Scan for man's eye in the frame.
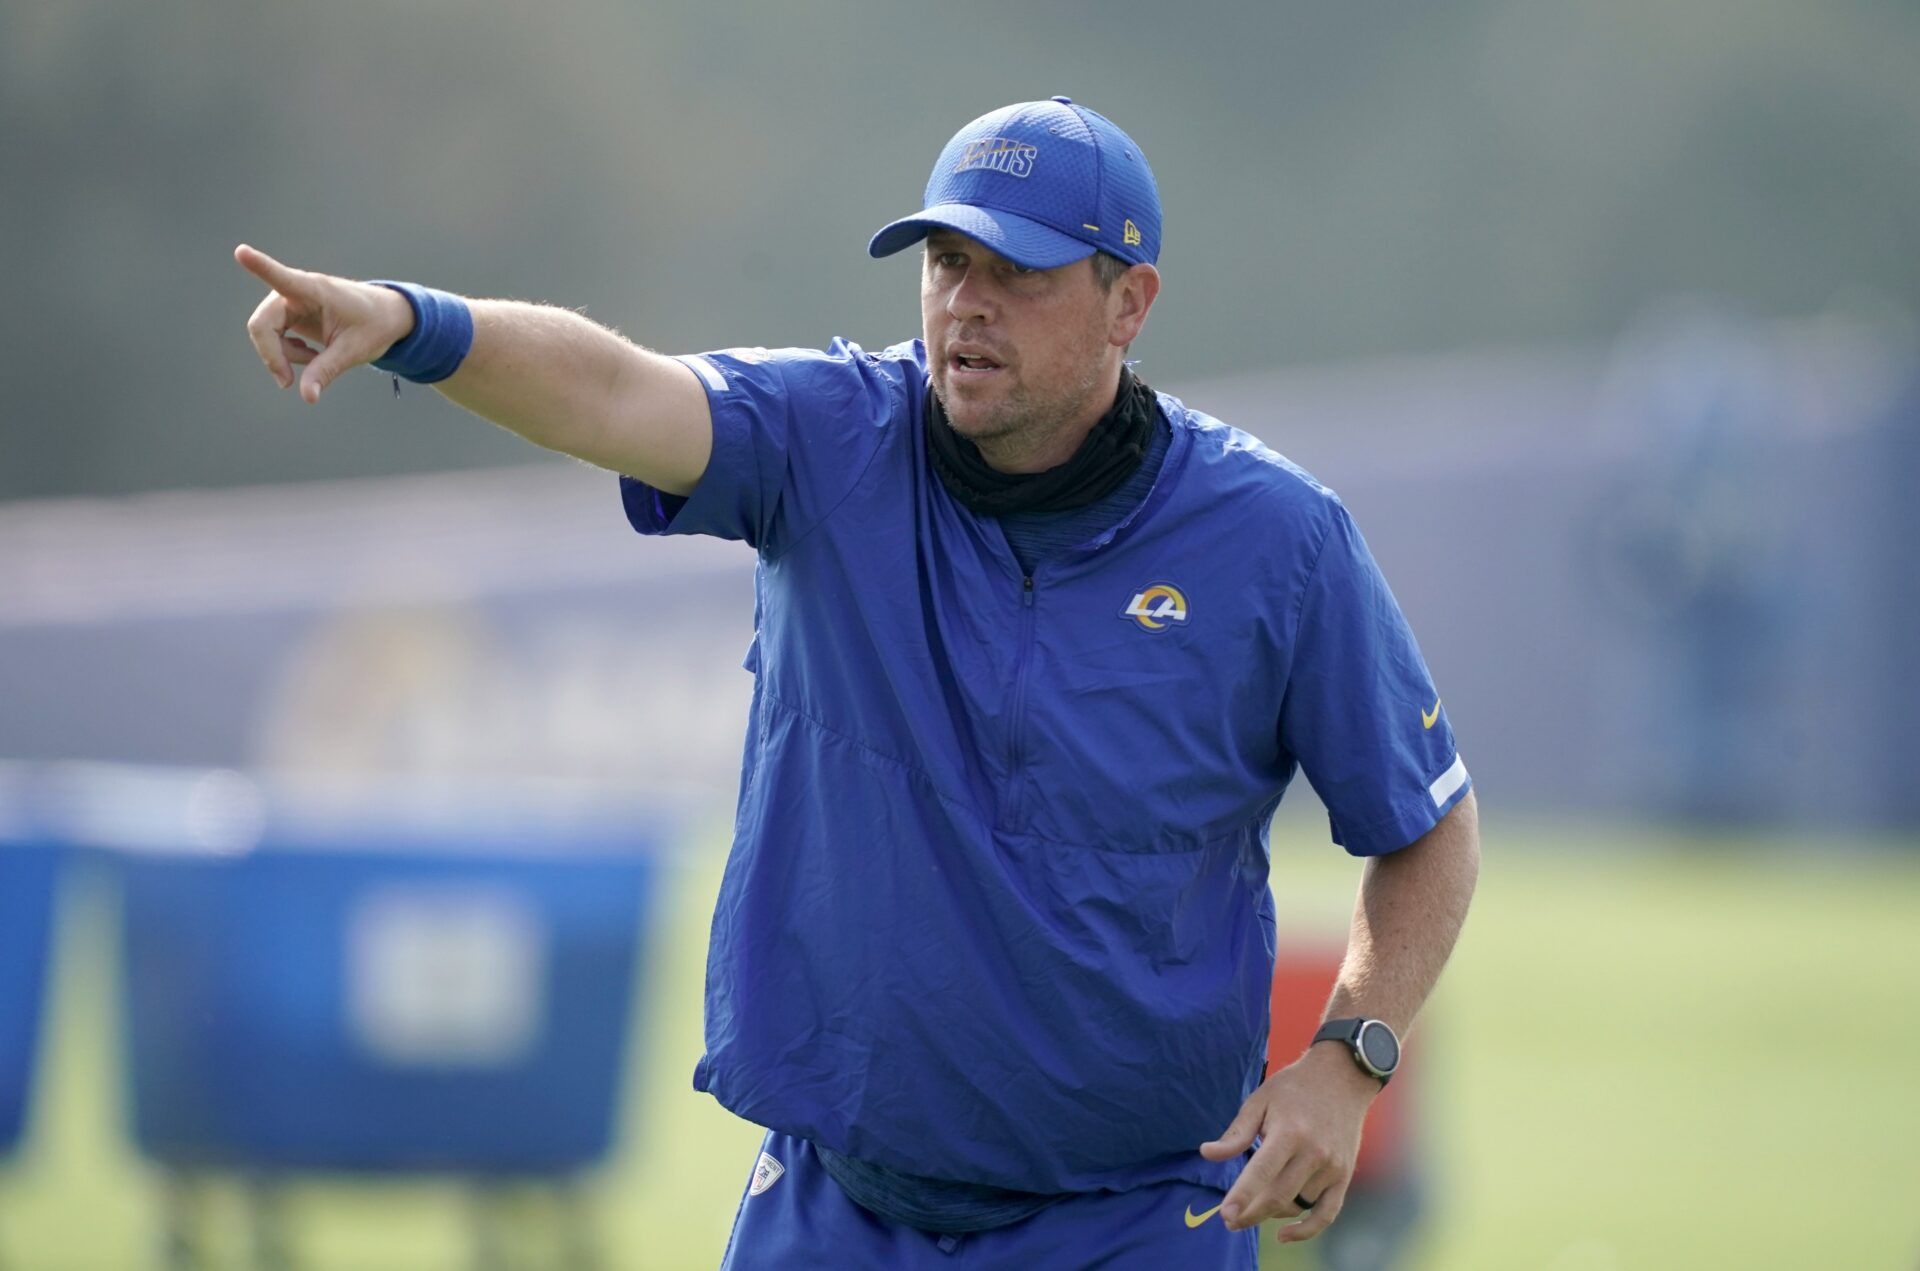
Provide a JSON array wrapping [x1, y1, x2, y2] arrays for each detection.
[[935, 252, 965, 269], [1007, 262, 1036, 276]]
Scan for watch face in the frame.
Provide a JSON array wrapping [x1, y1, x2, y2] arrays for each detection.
[[1358, 1022, 1400, 1074]]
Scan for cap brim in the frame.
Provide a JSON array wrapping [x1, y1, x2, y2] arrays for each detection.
[[867, 202, 1096, 271]]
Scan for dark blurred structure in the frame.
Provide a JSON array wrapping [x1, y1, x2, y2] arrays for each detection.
[[4, 2, 1919, 499], [1199, 315, 1920, 831]]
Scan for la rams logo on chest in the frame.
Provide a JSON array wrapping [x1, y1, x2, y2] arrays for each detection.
[[1122, 582, 1189, 632]]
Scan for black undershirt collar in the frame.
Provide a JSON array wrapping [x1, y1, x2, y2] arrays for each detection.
[[926, 367, 1156, 516]]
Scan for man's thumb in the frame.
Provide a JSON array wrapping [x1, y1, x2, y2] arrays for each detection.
[[1199, 1104, 1261, 1160], [299, 339, 362, 404]]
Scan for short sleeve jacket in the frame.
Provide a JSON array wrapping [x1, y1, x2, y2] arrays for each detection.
[[620, 338, 1470, 1196]]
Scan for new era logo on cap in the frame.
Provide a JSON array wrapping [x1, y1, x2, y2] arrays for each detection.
[[868, 96, 1162, 271]]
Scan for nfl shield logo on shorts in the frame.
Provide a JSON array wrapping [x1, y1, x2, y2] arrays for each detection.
[[749, 1151, 786, 1196]]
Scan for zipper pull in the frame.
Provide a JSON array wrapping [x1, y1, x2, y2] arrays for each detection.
[[1022, 575, 1035, 606]]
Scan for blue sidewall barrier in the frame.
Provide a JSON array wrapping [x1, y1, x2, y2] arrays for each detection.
[[0, 838, 60, 1156], [115, 827, 656, 1176]]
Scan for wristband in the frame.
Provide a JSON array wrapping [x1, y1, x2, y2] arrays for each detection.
[[368, 281, 474, 384]]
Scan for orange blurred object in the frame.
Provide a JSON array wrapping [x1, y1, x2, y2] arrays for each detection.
[[1266, 947, 1416, 1186]]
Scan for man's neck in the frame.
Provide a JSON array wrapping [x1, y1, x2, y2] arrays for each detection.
[[974, 363, 1124, 475]]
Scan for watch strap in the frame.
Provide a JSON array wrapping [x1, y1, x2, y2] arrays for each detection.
[[1312, 1016, 1397, 1085], [1312, 1018, 1365, 1047]]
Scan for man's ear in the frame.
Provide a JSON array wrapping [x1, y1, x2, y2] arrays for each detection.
[[1109, 264, 1161, 348]]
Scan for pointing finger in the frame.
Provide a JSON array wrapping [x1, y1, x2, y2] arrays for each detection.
[[234, 243, 310, 299]]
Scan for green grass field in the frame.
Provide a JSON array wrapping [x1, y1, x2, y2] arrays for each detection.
[[3, 819, 1916, 1269]]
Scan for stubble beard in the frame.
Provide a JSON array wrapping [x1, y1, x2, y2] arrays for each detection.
[[931, 347, 1108, 470]]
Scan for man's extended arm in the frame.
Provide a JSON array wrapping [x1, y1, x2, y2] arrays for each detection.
[[235, 245, 712, 496], [1201, 789, 1480, 1243]]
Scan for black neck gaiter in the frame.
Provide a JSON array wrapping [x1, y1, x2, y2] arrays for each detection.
[[926, 367, 1156, 516]]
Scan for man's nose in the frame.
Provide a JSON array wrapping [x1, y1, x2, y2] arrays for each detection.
[[945, 267, 996, 326]]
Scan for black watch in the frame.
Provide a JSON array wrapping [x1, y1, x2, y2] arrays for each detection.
[[1312, 1017, 1400, 1086]]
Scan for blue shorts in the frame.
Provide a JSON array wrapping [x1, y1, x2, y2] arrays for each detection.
[[717, 1132, 1258, 1270]]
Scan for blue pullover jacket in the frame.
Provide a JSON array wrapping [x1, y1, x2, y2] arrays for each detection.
[[619, 339, 1469, 1198]]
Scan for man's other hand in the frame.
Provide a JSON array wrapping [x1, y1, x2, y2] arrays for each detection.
[[1198, 1041, 1379, 1243], [236, 245, 414, 404]]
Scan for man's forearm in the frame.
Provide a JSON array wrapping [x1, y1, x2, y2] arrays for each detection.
[[236, 247, 719, 494], [1321, 790, 1480, 1042], [1208, 791, 1479, 1231], [430, 299, 713, 496]]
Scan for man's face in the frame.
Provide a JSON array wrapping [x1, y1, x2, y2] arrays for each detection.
[[921, 230, 1118, 447]]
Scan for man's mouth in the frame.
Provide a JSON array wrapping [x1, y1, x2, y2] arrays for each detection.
[[948, 350, 1005, 378]]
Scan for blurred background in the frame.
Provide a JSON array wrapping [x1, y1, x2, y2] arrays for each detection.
[[3, 1, 1918, 1267]]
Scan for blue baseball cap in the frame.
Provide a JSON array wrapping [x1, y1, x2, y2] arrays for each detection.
[[868, 97, 1162, 271]]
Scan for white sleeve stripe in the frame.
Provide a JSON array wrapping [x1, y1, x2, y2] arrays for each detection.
[[679, 354, 727, 393], [1428, 755, 1469, 808]]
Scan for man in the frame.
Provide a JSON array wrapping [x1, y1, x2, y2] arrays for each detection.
[[238, 97, 1479, 1268]]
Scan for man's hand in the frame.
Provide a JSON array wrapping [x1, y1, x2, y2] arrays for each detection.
[[1199, 1041, 1379, 1243], [236, 244, 415, 404]]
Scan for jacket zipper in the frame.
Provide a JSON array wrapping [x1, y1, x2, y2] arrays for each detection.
[[1004, 574, 1037, 829]]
